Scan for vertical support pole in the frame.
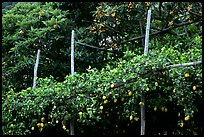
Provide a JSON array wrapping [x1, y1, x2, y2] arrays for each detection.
[[71, 30, 75, 75], [32, 49, 40, 90], [70, 30, 75, 135], [141, 9, 151, 135], [144, 9, 151, 55]]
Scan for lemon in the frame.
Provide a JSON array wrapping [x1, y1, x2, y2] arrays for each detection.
[[139, 102, 144, 106], [41, 117, 45, 122], [62, 125, 66, 129], [102, 95, 106, 100], [180, 122, 184, 128], [111, 84, 114, 88], [154, 106, 157, 111], [31, 127, 35, 130], [164, 108, 168, 112], [100, 106, 103, 110], [184, 73, 190, 77], [53, 105, 56, 109], [184, 115, 190, 121], [193, 86, 196, 90], [134, 117, 139, 121], [173, 88, 176, 93], [56, 120, 59, 124], [129, 115, 133, 121], [114, 98, 117, 103], [128, 91, 132, 96], [170, 11, 174, 15], [40, 123, 44, 127], [155, 82, 158, 86], [146, 87, 150, 92], [79, 112, 83, 115], [104, 99, 108, 104]]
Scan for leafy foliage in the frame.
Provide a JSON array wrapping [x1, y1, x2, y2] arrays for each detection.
[[2, 2, 202, 135], [2, 38, 202, 134]]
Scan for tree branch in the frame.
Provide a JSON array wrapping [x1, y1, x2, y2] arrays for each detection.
[[119, 20, 202, 44], [112, 60, 202, 89], [76, 41, 123, 54]]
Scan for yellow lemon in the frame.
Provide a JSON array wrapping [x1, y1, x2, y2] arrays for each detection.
[[154, 106, 157, 111], [100, 106, 103, 110], [79, 112, 83, 115], [56, 120, 59, 124], [134, 117, 139, 121], [31, 127, 35, 130], [184, 115, 190, 121], [111, 84, 114, 88], [155, 82, 158, 86], [40, 123, 44, 127], [146, 87, 150, 92], [41, 117, 45, 123], [184, 73, 190, 77], [173, 88, 176, 93], [193, 86, 196, 90], [164, 108, 168, 112], [169, 11, 174, 15], [114, 98, 117, 103], [128, 91, 132, 96], [139, 102, 144, 106], [102, 95, 106, 100], [129, 115, 133, 121], [180, 122, 184, 128], [104, 99, 108, 104]]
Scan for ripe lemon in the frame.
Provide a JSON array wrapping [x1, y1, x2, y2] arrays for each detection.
[[134, 117, 139, 121], [184, 115, 190, 121], [154, 106, 157, 111], [139, 102, 144, 106], [155, 82, 158, 86], [41, 117, 45, 123], [114, 98, 117, 103], [56, 120, 59, 124], [102, 95, 106, 100], [104, 99, 108, 104], [184, 73, 190, 77], [129, 115, 133, 121], [146, 87, 150, 92], [100, 106, 103, 110], [173, 88, 176, 93], [31, 127, 35, 130], [111, 84, 114, 88], [193, 86, 196, 90], [180, 122, 184, 128], [79, 112, 83, 115], [128, 91, 132, 96]]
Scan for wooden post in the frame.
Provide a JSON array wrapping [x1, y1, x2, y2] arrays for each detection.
[[32, 49, 40, 90], [70, 30, 75, 135], [141, 9, 151, 135], [71, 30, 75, 75]]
